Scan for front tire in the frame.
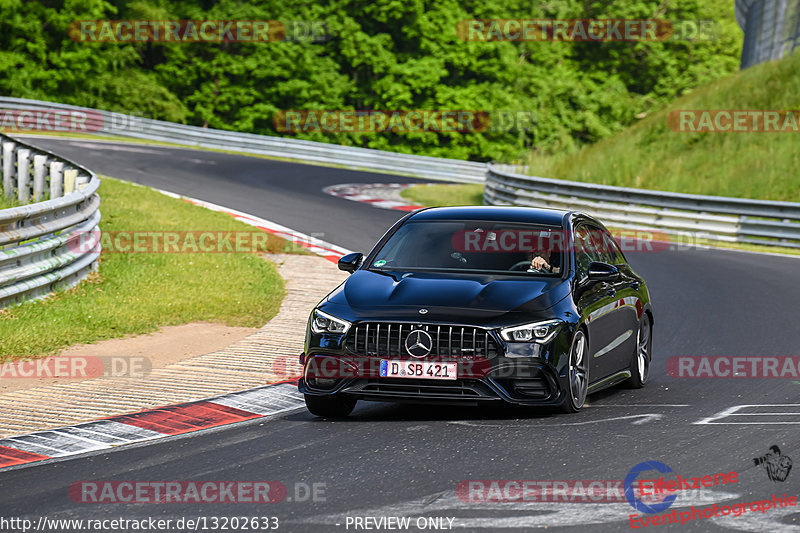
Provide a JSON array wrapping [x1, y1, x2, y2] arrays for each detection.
[[562, 329, 589, 413], [626, 314, 652, 389], [304, 394, 357, 418]]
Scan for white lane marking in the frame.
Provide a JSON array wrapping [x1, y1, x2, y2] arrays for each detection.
[[630, 414, 664, 425], [31, 430, 113, 450], [322, 183, 422, 211], [211, 384, 305, 416], [449, 414, 664, 428], [65, 142, 165, 155], [0, 420, 168, 458], [72, 420, 166, 444], [298, 489, 740, 529], [694, 404, 800, 425], [155, 189, 351, 260], [0, 386, 302, 466], [57, 424, 146, 444], [0, 437, 74, 457], [591, 404, 690, 407]]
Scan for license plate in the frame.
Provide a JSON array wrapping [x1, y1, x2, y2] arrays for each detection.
[[379, 360, 457, 380]]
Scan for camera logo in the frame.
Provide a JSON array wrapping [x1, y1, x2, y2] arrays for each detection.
[[753, 445, 792, 482]]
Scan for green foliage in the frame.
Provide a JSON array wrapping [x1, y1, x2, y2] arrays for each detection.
[[0, 0, 741, 161], [526, 51, 800, 202], [400, 183, 484, 207]]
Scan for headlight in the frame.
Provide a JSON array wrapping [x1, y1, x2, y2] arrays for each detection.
[[311, 309, 351, 334], [499, 319, 562, 343]]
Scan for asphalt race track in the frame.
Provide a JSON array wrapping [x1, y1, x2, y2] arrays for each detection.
[[2, 137, 799, 532]]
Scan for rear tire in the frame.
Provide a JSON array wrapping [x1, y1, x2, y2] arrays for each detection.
[[561, 329, 589, 413], [626, 314, 652, 389], [304, 394, 357, 418]]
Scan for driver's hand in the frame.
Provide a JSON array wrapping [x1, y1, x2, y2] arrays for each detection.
[[531, 256, 551, 271]]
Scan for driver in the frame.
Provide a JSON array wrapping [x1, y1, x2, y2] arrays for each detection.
[[528, 250, 560, 274]]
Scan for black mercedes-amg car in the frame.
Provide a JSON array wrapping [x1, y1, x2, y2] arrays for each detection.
[[299, 206, 653, 417]]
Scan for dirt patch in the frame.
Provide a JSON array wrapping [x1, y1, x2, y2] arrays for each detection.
[[0, 322, 256, 394]]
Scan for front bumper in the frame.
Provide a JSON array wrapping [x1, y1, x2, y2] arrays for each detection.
[[299, 354, 566, 406]]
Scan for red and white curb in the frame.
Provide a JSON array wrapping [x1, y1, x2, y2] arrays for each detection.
[[0, 381, 304, 471], [0, 189, 349, 472], [323, 183, 424, 212], [157, 189, 352, 263]]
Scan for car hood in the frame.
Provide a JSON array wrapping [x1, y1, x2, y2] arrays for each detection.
[[327, 269, 569, 322]]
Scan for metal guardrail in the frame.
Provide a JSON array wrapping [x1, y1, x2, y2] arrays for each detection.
[[0, 133, 101, 308], [486, 164, 800, 249], [3, 97, 798, 250], [736, 0, 800, 69], [0, 97, 486, 184]]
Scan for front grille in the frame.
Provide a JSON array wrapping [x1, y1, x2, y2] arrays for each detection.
[[345, 322, 500, 359], [344, 378, 498, 401]]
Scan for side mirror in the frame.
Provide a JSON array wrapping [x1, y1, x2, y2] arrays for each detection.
[[338, 252, 363, 274], [587, 261, 620, 282]]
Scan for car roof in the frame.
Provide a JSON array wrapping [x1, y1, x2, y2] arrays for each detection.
[[407, 205, 572, 226]]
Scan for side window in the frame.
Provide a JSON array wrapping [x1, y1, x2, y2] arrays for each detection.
[[574, 224, 619, 278], [585, 225, 616, 265], [573, 225, 595, 279], [601, 230, 626, 265]]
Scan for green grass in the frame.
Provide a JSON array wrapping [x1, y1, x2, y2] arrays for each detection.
[[0, 176, 302, 361], [400, 183, 484, 207], [0, 195, 18, 210], [524, 51, 800, 202]]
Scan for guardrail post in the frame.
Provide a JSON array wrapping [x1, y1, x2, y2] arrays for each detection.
[[0, 131, 101, 309], [63, 168, 78, 194], [2, 142, 15, 198], [76, 174, 89, 190], [16, 148, 31, 203], [33, 155, 48, 201], [49, 161, 64, 199]]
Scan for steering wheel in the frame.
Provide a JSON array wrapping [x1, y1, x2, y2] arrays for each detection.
[[509, 260, 548, 273], [510, 260, 532, 271]]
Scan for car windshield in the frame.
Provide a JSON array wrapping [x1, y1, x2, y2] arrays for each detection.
[[369, 220, 564, 275]]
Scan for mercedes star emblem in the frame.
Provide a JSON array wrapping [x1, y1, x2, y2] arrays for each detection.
[[405, 329, 433, 358]]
